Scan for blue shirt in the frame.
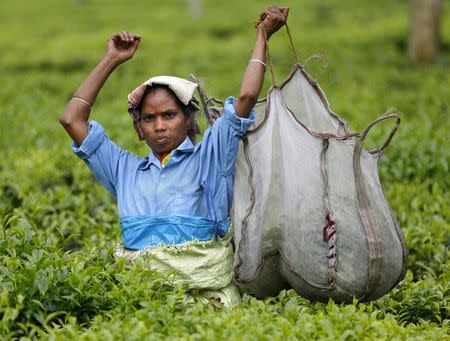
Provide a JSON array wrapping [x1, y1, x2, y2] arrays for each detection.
[[72, 97, 255, 249]]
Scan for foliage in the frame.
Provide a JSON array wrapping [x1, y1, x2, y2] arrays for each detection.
[[0, 0, 449, 339]]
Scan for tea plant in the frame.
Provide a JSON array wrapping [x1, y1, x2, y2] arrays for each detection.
[[0, 0, 449, 339]]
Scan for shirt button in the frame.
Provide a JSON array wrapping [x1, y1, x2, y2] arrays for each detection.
[[160, 174, 165, 179]]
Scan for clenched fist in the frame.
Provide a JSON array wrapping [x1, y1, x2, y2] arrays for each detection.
[[105, 31, 141, 65], [257, 6, 289, 39]]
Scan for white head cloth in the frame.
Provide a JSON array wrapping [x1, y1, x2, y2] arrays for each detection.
[[128, 76, 199, 120]]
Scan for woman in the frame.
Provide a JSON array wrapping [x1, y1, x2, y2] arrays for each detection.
[[60, 6, 288, 307]]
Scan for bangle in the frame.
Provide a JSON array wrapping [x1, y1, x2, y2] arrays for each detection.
[[72, 97, 92, 108], [248, 59, 266, 70]]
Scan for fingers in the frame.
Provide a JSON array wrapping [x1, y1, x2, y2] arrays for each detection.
[[106, 31, 141, 64], [266, 6, 287, 22], [257, 5, 288, 28], [129, 37, 141, 54], [120, 31, 132, 44], [113, 31, 141, 46], [266, 5, 288, 18], [280, 7, 289, 20], [258, 5, 289, 39]]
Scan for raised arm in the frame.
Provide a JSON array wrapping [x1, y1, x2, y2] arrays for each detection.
[[60, 32, 141, 146], [234, 6, 289, 118]]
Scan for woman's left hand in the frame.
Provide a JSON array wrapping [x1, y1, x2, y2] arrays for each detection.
[[258, 6, 289, 39]]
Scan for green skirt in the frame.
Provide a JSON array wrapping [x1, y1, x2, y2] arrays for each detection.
[[114, 231, 241, 308]]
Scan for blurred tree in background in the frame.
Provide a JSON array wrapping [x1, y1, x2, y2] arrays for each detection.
[[409, 0, 443, 65], [187, 0, 203, 17]]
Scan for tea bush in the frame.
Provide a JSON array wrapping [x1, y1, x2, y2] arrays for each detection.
[[0, 0, 449, 339]]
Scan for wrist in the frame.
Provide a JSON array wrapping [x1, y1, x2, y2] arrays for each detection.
[[102, 53, 122, 69], [256, 25, 269, 42], [257, 24, 272, 41]]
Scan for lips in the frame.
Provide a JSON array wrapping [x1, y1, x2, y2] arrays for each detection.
[[155, 136, 169, 144]]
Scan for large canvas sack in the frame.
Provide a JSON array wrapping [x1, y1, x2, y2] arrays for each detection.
[[230, 63, 408, 302]]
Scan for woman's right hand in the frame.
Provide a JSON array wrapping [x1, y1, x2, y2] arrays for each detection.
[[105, 31, 141, 65], [60, 32, 141, 145]]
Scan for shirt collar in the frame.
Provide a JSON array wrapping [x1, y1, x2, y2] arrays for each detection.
[[138, 137, 195, 170]]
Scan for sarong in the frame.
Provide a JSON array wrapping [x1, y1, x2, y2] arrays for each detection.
[[114, 230, 241, 308]]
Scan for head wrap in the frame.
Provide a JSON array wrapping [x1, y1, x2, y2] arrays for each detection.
[[128, 76, 199, 120], [127, 76, 201, 143]]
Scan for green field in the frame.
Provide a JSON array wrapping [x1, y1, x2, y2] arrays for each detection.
[[1, 0, 449, 339]]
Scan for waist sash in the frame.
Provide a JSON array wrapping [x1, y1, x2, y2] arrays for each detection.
[[120, 214, 230, 250]]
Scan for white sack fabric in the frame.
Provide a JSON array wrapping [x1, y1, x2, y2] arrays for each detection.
[[229, 64, 408, 302]]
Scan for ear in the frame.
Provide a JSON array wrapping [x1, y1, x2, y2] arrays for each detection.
[[133, 120, 144, 141]]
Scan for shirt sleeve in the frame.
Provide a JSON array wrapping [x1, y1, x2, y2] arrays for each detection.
[[221, 97, 256, 136], [197, 97, 256, 221], [199, 97, 255, 173], [72, 121, 126, 197]]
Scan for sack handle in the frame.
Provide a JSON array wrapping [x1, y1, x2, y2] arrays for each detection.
[[260, 22, 301, 86], [352, 110, 400, 299], [357, 109, 401, 157], [190, 74, 224, 126]]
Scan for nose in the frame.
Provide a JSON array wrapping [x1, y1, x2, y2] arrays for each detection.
[[154, 117, 166, 132]]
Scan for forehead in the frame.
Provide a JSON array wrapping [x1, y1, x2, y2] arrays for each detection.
[[141, 87, 181, 113]]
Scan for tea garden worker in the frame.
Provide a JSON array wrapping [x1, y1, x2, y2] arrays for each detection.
[[60, 6, 289, 307]]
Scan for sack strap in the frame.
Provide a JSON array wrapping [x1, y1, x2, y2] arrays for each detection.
[[353, 111, 400, 300], [192, 20, 302, 121], [285, 23, 301, 65], [261, 22, 301, 86], [364, 110, 401, 157]]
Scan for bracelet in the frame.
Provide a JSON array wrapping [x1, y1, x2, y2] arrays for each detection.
[[72, 97, 92, 108], [248, 59, 267, 70]]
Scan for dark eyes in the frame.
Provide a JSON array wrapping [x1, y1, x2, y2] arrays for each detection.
[[142, 112, 177, 122], [142, 115, 155, 122], [164, 112, 176, 119]]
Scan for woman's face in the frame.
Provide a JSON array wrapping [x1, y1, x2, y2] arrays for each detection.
[[136, 87, 190, 157]]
